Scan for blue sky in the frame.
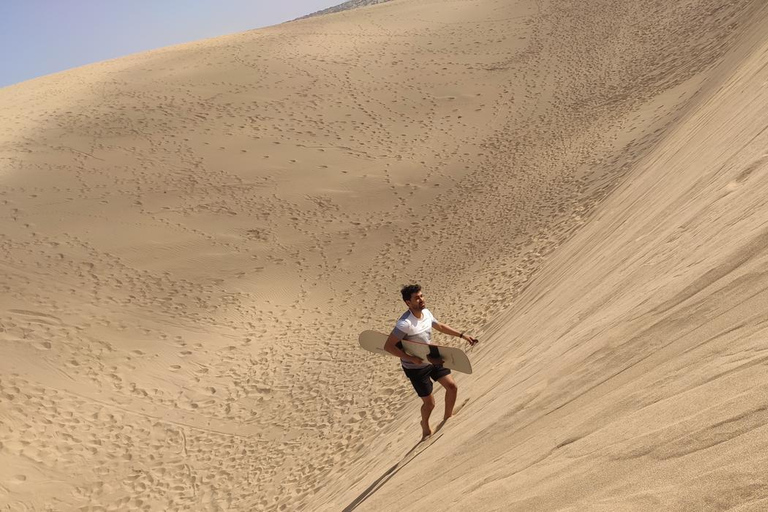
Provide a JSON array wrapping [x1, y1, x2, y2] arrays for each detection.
[[0, 0, 342, 88]]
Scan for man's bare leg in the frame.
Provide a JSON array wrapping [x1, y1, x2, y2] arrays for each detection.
[[438, 375, 458, 420], [420, 395, 435, 438]]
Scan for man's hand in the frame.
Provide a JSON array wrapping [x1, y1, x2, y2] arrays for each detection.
[[407, 355, 425, 365], [427, 354, 445, 365], [463, 334, 479, 347]]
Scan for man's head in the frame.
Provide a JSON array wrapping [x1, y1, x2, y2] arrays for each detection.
[[401, 284, 425, 312]]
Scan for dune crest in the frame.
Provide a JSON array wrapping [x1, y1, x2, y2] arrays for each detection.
[[1, 0, 767, 511]]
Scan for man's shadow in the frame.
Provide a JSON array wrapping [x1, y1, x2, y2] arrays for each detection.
[[342, 406, 465, 512]]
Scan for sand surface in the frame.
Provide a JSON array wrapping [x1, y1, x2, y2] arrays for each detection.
[[2, 0, 768, 510]]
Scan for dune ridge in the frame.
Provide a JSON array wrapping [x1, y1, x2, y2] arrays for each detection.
[[1, 0, 767, 511], [297, 0, 393, 20]]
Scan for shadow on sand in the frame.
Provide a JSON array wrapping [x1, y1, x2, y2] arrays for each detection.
[[342, 429, 446, 512], [343, 398, 471, 511]]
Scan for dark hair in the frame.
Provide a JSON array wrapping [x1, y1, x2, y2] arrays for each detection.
[[401, 284, 421, 302]]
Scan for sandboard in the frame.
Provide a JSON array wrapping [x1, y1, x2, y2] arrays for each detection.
[[358, 330, 473, 374]]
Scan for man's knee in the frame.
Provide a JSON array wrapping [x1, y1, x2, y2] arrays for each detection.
[[421, 396, 436, 409], [440, 378, 457, 393]]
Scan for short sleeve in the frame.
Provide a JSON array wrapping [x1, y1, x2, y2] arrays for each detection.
[[391, 320, 408, 341]]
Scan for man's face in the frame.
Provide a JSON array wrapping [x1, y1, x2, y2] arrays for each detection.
[[406, 291, 426, 311]]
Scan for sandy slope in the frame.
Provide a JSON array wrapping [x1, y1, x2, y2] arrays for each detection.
[[326, 3, 768, 511], [1, 0, 767, 511]]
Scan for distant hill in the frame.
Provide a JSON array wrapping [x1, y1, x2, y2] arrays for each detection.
[[296, 0, 393, 20]]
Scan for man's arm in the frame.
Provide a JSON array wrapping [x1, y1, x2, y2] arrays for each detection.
[[384, 332, 424, 365], [433, 321, 479, 346]]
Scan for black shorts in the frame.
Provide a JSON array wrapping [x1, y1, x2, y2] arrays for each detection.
[[402, 364, 452, 397]]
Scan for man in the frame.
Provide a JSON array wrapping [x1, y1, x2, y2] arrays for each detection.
[[385, 284, 478, 438]]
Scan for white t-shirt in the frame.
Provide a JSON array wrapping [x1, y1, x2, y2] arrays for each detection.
[[391, 308, 438, 369]]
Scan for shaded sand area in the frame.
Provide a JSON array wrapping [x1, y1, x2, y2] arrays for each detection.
[[1, 0, 767, 510]]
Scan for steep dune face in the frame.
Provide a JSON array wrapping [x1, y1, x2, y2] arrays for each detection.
[[1, 0, 766, 511], [330, 5, 768, 512]]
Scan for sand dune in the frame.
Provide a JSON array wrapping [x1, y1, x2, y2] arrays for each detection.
[[298, 0, 393, 20], [2, 0, 768, 510]]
